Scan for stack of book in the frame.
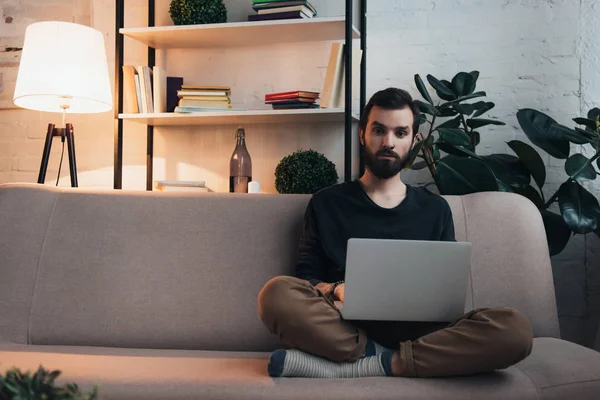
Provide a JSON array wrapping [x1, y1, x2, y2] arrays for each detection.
[[174, 85, 242, 113], [265, 90, 320, 109], [249, 0, 317, 21]]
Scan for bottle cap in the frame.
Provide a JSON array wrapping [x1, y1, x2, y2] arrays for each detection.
[[248, 181, 260, 194]]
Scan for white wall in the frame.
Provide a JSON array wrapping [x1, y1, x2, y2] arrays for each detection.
[[0, 0, 598, 347]]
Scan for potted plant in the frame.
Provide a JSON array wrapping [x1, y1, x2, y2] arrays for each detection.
[[410, 71, 600, 256], [0, 366, 98, 399], [275, 149, 338, 194], [169, 0, 227, 25]]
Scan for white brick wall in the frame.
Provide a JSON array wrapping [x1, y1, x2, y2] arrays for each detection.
[[0, 0, 598, 347]]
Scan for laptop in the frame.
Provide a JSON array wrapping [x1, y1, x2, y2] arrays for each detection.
[[338, 238, 472, 322]]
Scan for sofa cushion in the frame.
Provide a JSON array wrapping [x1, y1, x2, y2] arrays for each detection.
[[0, 342, 540, 400], [514, 337, 600, 399]]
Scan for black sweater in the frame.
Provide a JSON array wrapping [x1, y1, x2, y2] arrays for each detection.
[[294, 180, 456, 347]]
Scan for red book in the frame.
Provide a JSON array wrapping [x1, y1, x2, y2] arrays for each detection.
[[265, 91, 319, 101]]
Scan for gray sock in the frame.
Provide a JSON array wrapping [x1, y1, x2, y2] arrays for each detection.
[[365, 338, 392, 356], [268, 349, 392, 378]]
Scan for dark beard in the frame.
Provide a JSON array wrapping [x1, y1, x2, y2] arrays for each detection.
[[362, 146, 410, 180]]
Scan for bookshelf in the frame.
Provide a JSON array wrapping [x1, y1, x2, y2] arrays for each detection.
[[114, 0, 367, 191], [120, 109, 360, 127]]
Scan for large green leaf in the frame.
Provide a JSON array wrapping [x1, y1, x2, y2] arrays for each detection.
[[438, 107, 459, 117], [452, 103, 474, 116], [516, 109, 570, 159], [481, 154, 530, 188], [597, 157, 600, 171], [451, 72, 477, 97], [551, 124, 595, 145], [414, 74, 434, 105], [439, 92, 487, 110], [467, 118, 506, 129], [415, 100, 436, 116], [405, 140, 426, 169], [507, 140, 546, 189], [558, 180, 600, 234], [426, 75, 456, 99], [435, 155, 499, 195], [437, 116, 462, 130], [472, 102, 495, 118], [512, 185, 544, 208], [419, 114, 427, 125], [437, 142, 480, 158], [573, 117, 597, 131], [588, 107, 600, 121], [471, 131, 481, 146], [469, 70, 480, 85], [540, 210, 572, 256], [438, 128, 471, 147], [565, 154, 597, 181]]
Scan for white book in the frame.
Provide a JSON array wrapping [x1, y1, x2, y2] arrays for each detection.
[[135, 66, 148, 113], [153, 66, 167, 113], [155, 180, 206, 188]]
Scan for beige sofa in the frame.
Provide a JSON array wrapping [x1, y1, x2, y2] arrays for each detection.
[[0, 182, 599, 399]]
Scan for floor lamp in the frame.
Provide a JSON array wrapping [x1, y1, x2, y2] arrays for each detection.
[[13, 21, 112, 187]]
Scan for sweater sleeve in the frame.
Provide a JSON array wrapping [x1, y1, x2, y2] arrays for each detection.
[[295, 199, 328, 286], [440, 205, 457, 242]]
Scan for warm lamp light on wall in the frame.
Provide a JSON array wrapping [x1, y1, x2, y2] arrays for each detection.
[[13, 21, 112, 187]]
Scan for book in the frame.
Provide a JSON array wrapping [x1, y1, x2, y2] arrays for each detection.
[[320, 44, 362, 109], [179, 95, 230, 102], [266, 91, 320, 100], [265, 97, 317, 104], [177, 90, 230, 97], [252, 1, 317, 15], [320, 42, 344, 109], [134, 74, 143, 113], [155, 180, 212, 192], [178, 99, 233, 108], [258, 5, 314, 17], [248, 11, 309, 21], [153, 66, 167, 113], [174, 106, 246, 113], [122, 66, 139, 113], [181, 85, 231, 91], [271, 102, 319, 109], [166, 77, 183, 112], [156, 180, 205, 188]]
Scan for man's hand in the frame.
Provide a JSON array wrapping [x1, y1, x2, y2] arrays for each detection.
[[334, 283, 345, 303], [314, 282, 345, 302]]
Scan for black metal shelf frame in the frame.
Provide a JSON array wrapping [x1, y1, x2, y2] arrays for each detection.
[[113, 0, 366, 190]]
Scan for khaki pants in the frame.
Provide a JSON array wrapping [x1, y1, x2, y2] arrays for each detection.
[[258, 276, 534, 378]]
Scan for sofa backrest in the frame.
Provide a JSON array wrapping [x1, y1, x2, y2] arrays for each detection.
[[0, 183, 559, 351]]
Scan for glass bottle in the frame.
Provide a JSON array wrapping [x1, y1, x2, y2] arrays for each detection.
[[229, 127, 252, 193]]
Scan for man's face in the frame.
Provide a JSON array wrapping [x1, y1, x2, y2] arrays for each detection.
[[360, 105, 417, 180]]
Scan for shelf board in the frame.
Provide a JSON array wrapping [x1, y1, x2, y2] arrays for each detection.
[[120, 17, 361, 49], [119, 109, 359, 126]]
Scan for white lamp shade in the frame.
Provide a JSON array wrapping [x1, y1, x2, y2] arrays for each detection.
[[13, 21, 112, 114]]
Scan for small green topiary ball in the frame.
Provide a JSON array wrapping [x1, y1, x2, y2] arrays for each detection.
[[169, 0, 227, 25], [275, 149, 339, 194]]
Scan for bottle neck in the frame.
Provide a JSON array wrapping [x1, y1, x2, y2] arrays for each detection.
[[236, 135, 246, 147]]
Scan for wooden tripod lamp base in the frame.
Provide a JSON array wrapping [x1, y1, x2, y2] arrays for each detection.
[[37, 123, 78, 187]]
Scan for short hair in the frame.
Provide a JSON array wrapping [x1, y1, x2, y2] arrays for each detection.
[[359, 88, 421, 137]]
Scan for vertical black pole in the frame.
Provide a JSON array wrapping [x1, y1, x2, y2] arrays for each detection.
[[359, 0, 366, 177], [344, 0, 353, 182], [66, 123, 78, 187], [38, 124, 55, 184], [147, 0, 155, 191], [114, 0, 124, 189]]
